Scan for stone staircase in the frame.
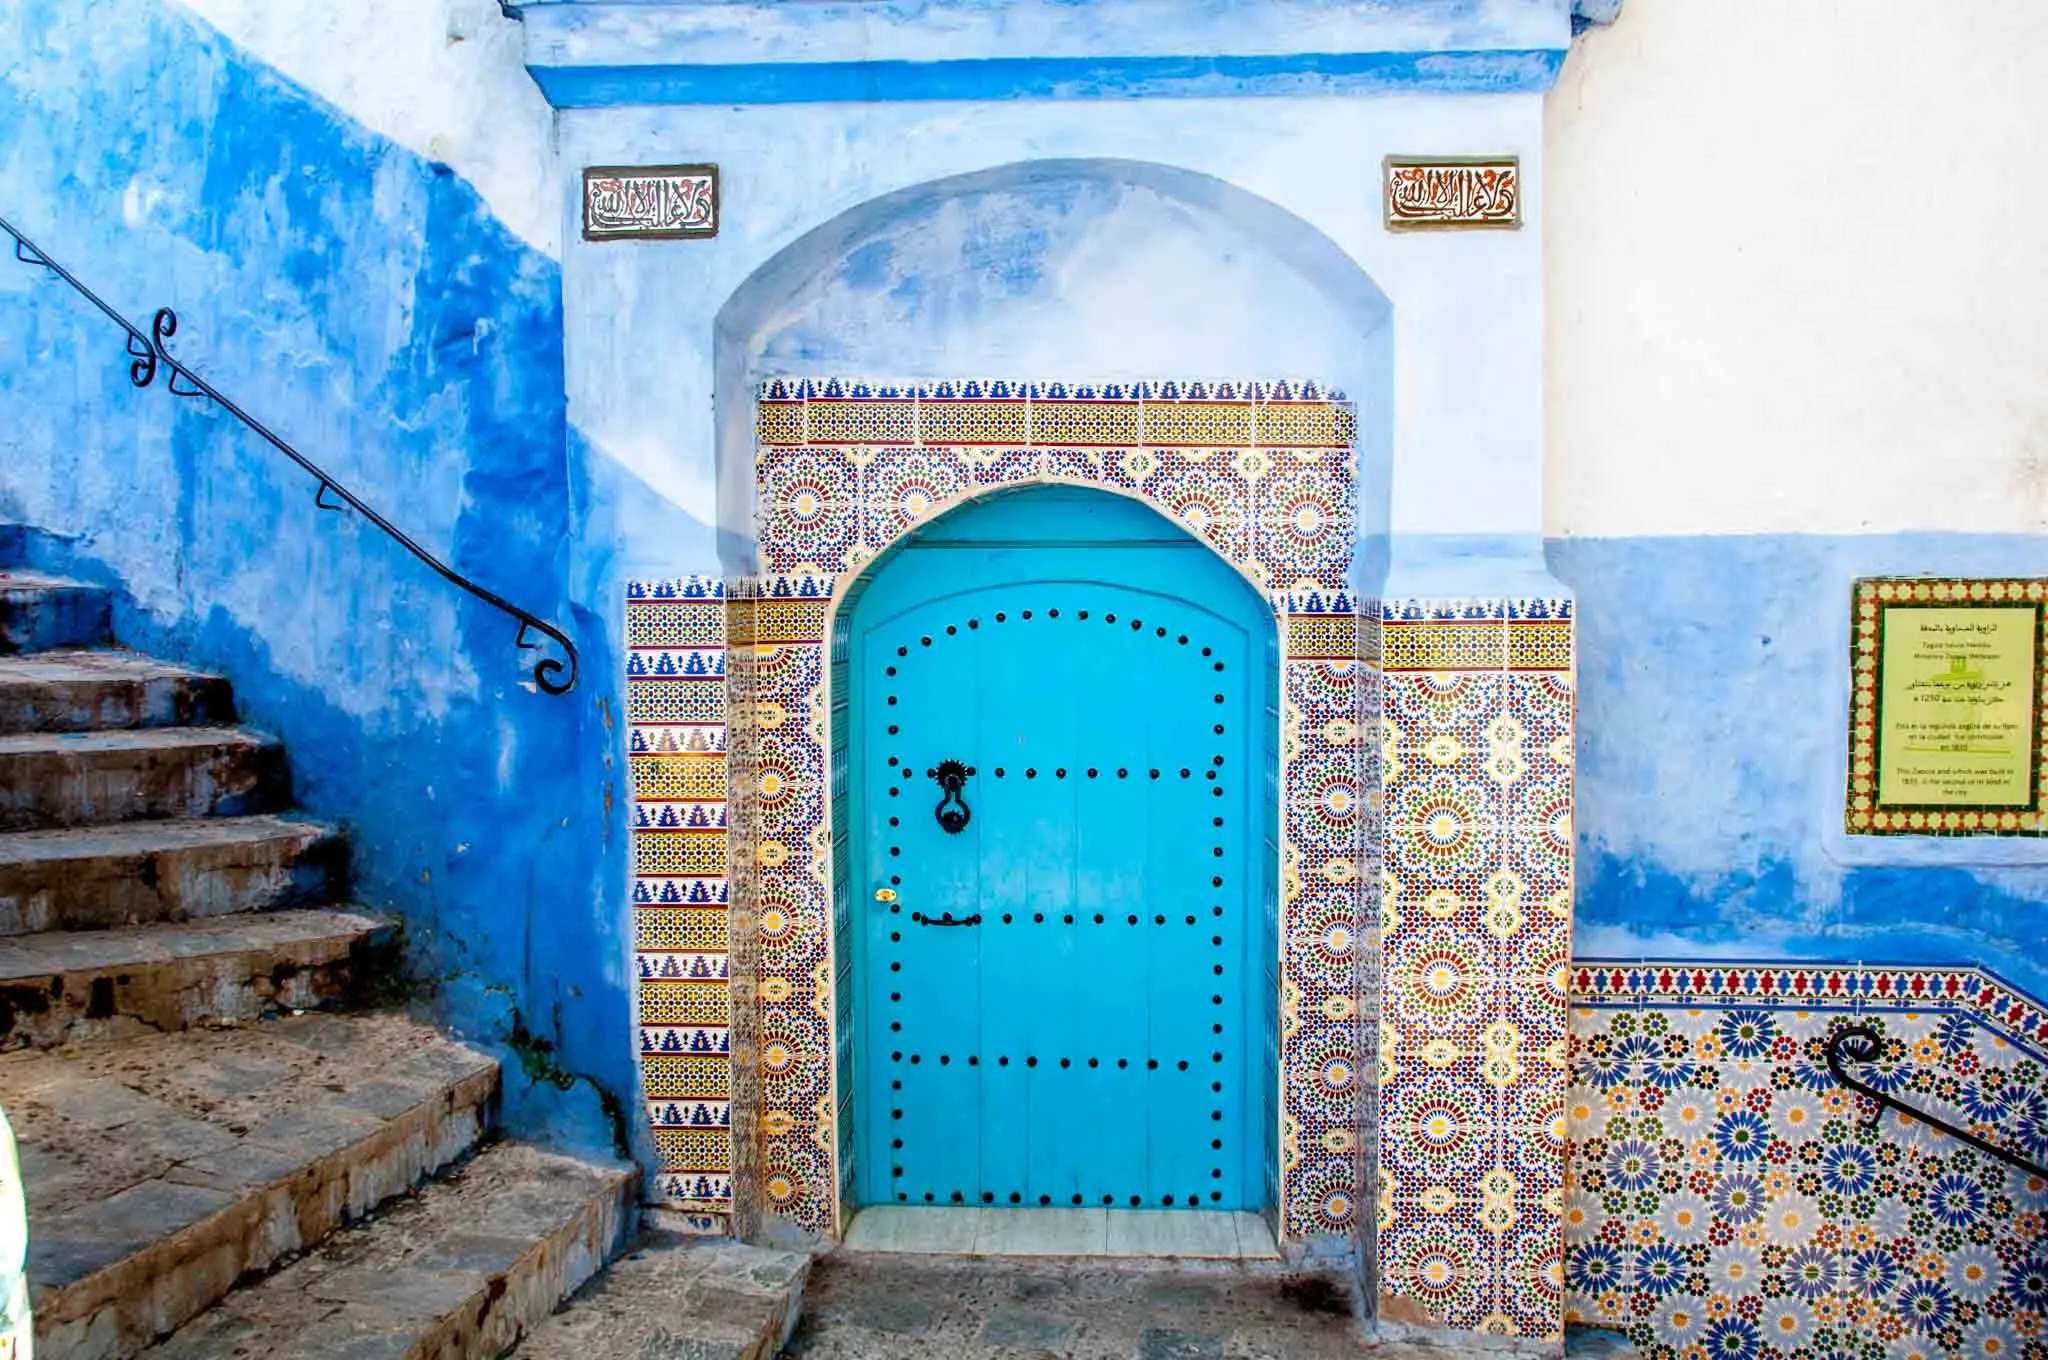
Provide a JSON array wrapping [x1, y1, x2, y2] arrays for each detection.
[[0, 548, 642, 1359]]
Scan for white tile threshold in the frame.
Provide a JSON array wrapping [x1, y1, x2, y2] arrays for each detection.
[[843, 1207, 1280, 1259]]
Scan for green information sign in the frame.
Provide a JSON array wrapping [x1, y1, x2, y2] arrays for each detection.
[[1848, 579, 2048, 835]]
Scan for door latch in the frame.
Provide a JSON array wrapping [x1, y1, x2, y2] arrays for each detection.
[[928, 759, 974, 834]]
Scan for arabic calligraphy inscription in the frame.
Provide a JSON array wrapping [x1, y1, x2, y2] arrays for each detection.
[[1383, 156, 1519, 231], [583, 165, 719, 242]]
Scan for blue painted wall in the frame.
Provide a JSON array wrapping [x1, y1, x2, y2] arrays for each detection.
[[0, 0, 660, 1157], [1553, 533, 2048, 1001]]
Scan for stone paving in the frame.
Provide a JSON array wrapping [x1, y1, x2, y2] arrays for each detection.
[[782, 1251, 1491, 1360]]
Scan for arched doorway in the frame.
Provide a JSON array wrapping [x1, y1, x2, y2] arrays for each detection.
[[838, 485, 1279, 1217]]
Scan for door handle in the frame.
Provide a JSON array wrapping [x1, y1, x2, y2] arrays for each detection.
[[929, 759, 973, 834], [910, 911, 982, 927]]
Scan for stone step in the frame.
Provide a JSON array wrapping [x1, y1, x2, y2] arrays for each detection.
[[0, 816, 345, 935], [512, 1214, 808, 1360], [0, 908, 393, 1049], [0, 572, 111, 654], [9, 1012, 500, 1360], [0, 727, 288, 831], [140, 1143, 637, 1360], [0, 650, 234, 734]]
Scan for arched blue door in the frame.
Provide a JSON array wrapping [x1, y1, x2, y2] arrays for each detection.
[[845, 487, 1275, 1213]]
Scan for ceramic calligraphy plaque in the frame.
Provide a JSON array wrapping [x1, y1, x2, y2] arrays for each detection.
[[1383, 156, 1520, 231], [583, 164, 719, 241], [1848, 578, 2048, 834]]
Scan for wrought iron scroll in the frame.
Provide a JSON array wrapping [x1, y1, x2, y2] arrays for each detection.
[[0, 215, 579, 695], [1825, 1023, 2048, 1180]]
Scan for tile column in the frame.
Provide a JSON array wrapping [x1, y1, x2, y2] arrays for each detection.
[[1376, 597, 1576, 1347]]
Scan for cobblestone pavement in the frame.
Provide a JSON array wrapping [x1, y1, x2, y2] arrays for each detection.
[[782, 1251, 1486, 1360]]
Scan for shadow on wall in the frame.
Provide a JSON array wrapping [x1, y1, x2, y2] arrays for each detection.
[[710, 157, 1397, 583], [0, 0, 641, 1156]]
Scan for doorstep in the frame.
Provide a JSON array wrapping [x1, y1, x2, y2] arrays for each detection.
[[842, 1207, 1279, 1259]]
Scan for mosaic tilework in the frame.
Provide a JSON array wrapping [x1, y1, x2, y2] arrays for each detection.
[[1284, 599, 1368, 1240], [740, 379, 1368, 1244], [627, 577, 735, 1233], [1378, 597, 1577, 1341], [1566, 963, 2048, 1360]]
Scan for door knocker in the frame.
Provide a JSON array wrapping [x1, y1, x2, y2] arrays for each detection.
[[929, 759, 974, 834]]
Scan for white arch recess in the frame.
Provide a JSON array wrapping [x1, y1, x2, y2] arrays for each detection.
[[714, 160, 1387, 1247]]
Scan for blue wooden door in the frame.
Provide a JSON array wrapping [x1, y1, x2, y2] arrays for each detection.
[[849, 489, 1272, 1213]]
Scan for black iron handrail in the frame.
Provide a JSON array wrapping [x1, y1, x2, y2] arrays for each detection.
[[1, 215, 578, 695], [1825, 1023, 2048, 1180]]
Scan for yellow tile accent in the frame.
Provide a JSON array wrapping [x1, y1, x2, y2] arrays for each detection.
[[635, 907, 732, 953], [757, 400, 805, 446], [632, 753, 728, 801], [641, 978, 735, 1026], [918, 399, 1030, 445], [1287, 613, 1359, 661], [1256, 403, 1358, 449], [1506, 621, 1573, 672], [1142, 401, 1254, 447], [643, 1052, 732, 1100], [1383, 621, 1504, 672], [1030, 401, 1142, 446], [654, 1127, 734, 1171], [807, 399, 914, 444], [635, 830, 729, 877]]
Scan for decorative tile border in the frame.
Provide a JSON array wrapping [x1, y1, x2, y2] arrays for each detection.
[[627, 576, 736, 1232], [741, 378, 1368, 1247], [1565, 961, 2048, 1360], [1383, 157, 1521, 232], [1376, 599, 1576, 1340], [583, 164, 719, 241], [1846, 577, 2048, 836]]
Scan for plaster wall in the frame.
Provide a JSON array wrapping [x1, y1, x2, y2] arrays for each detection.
[[175, 0, 562, 256], [1538, 0, 2048, 1000], [559, 95, 1549, 580], [1545, 0, 2048, 539]]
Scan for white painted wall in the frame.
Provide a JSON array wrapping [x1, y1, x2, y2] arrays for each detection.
[[174, 0, 561, 256], [1545, 0, 2048, 538], [564, 97, 1548, 563]]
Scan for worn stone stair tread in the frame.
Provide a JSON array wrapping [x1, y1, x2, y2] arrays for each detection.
[[6, 1011, 501, 1359], [0, 816, 342, 934], [0, 649, 217, 685], [0, 727, 274, 757], [0, 907, 394, 1050], [512, 1217, 808, 1360], [0, 905, 387, 976], [0, 572, 102, 599], [0, 815, 326, 862], [0, 572, 111, 654], [0, 649, 232, 733], [139, 1142, 637, 1360], [0, 725, 287, 830]]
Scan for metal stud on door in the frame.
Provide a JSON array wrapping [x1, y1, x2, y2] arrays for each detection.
[[849, 500, 1273, 1217]]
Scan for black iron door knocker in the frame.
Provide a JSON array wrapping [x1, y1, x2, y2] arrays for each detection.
[[929, 759, 973, 834]]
